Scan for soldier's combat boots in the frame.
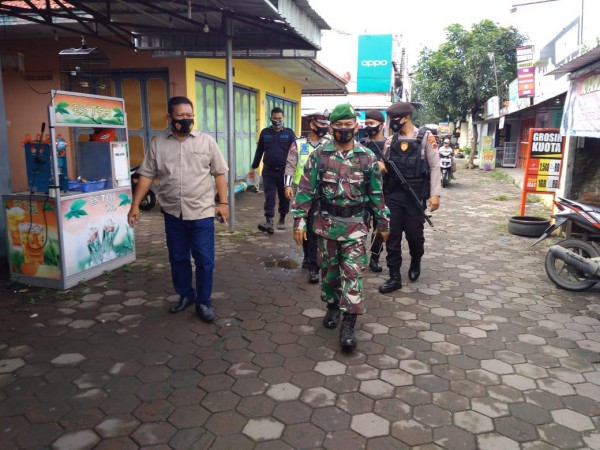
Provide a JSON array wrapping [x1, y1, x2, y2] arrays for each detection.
[[339, 313, 357, 350], [258, 217, 274, 234], [369, 254, 383, 272], [277, 215, 286, 230], [379, 267, 402, 293], [323, 303, 341, 329], [408, 258, 421, 281], [308, 269, 320, 284]]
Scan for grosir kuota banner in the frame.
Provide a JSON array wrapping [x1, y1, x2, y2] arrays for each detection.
[[357, 34, 393, 93]]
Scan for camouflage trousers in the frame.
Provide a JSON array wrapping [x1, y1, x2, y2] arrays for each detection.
[[317, 236, 368, 315]]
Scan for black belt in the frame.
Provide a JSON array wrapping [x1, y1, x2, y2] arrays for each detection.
[[265, 165, 284, 171], [321, 203, 365, 218]]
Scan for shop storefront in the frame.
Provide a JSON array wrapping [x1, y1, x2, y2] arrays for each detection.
[[558, 60, 600, 205]]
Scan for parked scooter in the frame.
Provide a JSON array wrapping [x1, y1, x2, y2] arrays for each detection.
[[130, 166, 157, 211], [439, 147, 453, 188], [532, 197, 600, 291]]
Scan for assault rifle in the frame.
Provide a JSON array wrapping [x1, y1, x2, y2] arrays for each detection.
[[369, 143, 434, 228]]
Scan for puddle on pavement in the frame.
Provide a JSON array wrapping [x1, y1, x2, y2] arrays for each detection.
[[262, 258, 299, 269]]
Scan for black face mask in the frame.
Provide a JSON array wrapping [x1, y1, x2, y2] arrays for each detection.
[[363, 124, 381, 138], [314, 125, 329, 137], [271, 119, 283, 128], [332, 127, 355, 144], [172, 118, 194, 134], [390, 119, 404, 133]]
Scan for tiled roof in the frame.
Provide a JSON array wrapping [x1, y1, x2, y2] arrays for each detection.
[[3, 1, 72, 9]]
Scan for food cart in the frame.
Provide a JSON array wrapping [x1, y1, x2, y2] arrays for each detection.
[[3, 90, 135, 289]]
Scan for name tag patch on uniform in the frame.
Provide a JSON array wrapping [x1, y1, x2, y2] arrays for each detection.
[[300, 144, 309, 155]]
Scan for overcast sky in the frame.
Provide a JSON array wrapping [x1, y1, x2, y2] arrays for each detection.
[[309, 0, 588, 83], [308, 0, 584, 66]]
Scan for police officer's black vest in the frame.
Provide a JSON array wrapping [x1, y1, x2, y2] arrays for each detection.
[[384, 127, 430, 195]]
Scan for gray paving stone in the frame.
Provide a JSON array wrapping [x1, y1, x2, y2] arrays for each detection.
[[51, 430, 100, 450]]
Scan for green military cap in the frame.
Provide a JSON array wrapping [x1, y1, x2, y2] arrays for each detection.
[[328, 102, 359, 123]]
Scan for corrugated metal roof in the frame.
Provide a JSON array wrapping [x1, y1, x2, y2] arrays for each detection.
[[0, 0, 328, 51], [547, 45, 600, 77]]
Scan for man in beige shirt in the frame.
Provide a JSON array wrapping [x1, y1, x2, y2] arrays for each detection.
[[128, 96, 229, 322]]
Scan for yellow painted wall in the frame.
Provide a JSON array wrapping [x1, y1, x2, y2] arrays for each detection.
[[185, 59, 302, 136]]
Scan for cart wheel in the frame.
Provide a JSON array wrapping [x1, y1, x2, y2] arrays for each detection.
[[139, 190, 156, 211]]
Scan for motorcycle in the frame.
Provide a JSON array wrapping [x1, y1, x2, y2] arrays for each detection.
[[439, 147, 453, 188], [532, 197, 600, 291], [130, 166, 157, 211]]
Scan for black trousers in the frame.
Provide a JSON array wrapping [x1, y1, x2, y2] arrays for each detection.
[[303, 203, 319, 271], [385, 190, 425, 269], [370, 218, 384, 257], [262, 166, 289, 218]]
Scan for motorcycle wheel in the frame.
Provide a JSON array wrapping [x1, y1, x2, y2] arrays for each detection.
[[544, 239, 599, 291], [442, 172, 449, 188], [139, 190, 157, 211]]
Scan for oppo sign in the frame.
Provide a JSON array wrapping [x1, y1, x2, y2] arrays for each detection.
[[361, 60, 389, 68], [357, 34, 393, 93]]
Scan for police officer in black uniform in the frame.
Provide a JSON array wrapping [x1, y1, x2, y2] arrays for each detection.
[[249, 107, 296, 234], [359, 109, 387, 273], [379, 101, 441, 293]]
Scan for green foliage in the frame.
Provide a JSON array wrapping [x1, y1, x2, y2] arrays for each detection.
[[118, 193, 131, 207], [64, 199, 88, 219], [413, 20, 527, 124], [55, 102, 69, 115], [43, 238, 60, 266], [492, 194, 510, 201], [486, 170, 515, 184], [461, 146, 471, 156]]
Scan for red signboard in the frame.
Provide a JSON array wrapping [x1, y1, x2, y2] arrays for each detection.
[[516, 46, 535, 98], [519, 128, 564, 215]]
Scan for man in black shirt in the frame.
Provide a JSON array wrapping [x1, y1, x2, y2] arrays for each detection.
[[249, 107, 296, 234]]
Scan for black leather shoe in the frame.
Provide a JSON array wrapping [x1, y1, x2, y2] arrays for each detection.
[[369, 256, 382, 272], [408, 258, 421, 282], [323, 304, 341, 329], [196, 303, 216, 322], [339, 313, 357, 350], [169, 296, 194, 313], [258, 217, 274, 234], [308, 270, 320, 284], [277, 215, 286, 230], [379, 268, 402, 294]]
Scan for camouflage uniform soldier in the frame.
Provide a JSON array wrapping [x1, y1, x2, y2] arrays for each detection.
[[292, 103, 390, 350]]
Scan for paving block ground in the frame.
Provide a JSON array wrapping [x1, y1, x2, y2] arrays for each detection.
[[1, 168, 599, 449]]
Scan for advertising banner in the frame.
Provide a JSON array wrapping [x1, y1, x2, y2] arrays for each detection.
[[52, 90, 126, 128], [357, 34, 393, 93], [60, 188, 134, 277], [481, 136, 496, 171], [516, 46, 535, 98], [560, 72, 600, 138], [519, 128, 565, 215], [3, 197, 61, 280]]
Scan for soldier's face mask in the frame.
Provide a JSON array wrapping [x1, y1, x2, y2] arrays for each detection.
[[271, 119, 283, 128], [363, 124, 381, 137], [332, 127, 355, 144]]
